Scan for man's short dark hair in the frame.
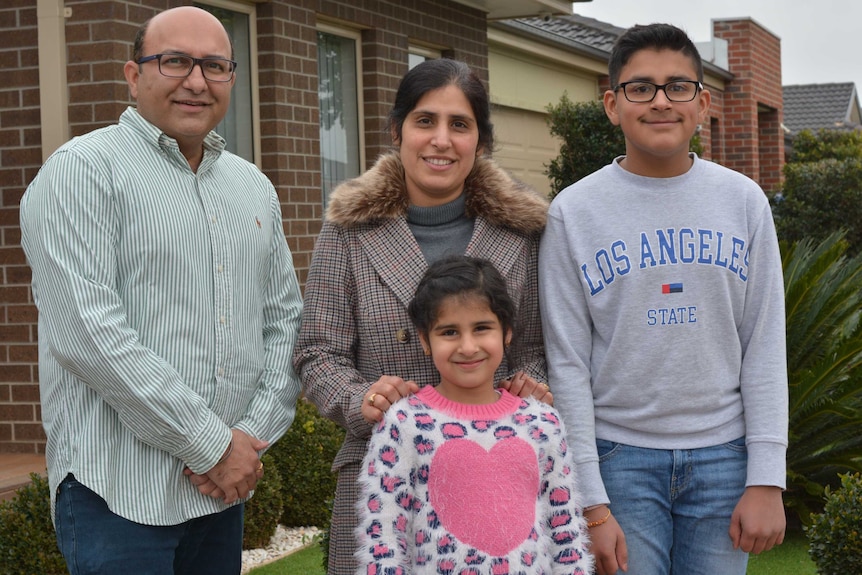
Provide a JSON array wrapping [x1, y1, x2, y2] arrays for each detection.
[[608, 23, 704, 88]]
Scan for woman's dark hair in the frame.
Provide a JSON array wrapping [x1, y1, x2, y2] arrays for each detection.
[[608, 23, 704, 88], [408, 255, 514, 340], [388, 59, 494, 155]]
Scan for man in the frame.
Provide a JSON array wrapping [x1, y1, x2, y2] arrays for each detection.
[[20, 7, 303, 574]]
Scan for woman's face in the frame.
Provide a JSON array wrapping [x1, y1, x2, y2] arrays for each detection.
[[395, 84, 482, 207]]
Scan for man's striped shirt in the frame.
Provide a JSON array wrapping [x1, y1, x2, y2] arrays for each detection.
[[20, 107, 303, 525]]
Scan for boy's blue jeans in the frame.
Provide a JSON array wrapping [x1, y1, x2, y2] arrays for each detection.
[[54, 474, 244, 575], [597, 437, 749, 575]]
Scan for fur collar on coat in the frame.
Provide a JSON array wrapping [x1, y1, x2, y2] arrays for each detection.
[[325, 152, 548, 235]]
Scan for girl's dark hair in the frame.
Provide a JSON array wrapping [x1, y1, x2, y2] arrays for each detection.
[[608, 23, 704, 88], [408, 255, 515, 339], [388, 59, 494, 155]]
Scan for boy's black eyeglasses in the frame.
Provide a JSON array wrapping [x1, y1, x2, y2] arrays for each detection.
[[614, 80, 703, 103], [136, 54, 237, 82]]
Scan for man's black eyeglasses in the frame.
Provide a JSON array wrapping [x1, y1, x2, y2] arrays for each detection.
[[614, 80, 702, 103], [136, 54, 237, 82]]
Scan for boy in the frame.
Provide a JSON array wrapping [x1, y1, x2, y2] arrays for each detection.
[[538, 23, 788, 575]]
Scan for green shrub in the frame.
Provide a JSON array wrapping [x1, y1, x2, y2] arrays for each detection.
[[774, 128, 862, 255], [773, 157, 862, 255], [0, 473, 66, 575], [544, 95, 626, 199], [243, 452, 284, 550], [806, 472, 862, 574], [268, 398, 344, 527], [782, 233, 862, 521], [789, 128, 862, 164]]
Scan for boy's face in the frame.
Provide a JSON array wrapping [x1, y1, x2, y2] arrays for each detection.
[[603, 48, 710, 177]]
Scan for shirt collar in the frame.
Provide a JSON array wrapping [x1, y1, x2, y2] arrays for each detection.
[[119, 106, 227, 157]]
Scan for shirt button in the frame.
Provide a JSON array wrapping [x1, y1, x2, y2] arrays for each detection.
[[217, 264, 224, 273], [396, 328, 410, 343], [219, 316, 226, 324], [217, 367, 224, 377]]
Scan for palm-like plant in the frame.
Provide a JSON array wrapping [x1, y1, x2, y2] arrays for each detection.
[[783, 232, 862, 521]]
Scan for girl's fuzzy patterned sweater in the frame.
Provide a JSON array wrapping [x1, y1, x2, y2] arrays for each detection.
[[355, 385, 593, 575]]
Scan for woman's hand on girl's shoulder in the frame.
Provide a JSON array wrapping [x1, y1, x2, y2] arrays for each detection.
[[499, 371, 553, 405], [361, 375, 420, 423]]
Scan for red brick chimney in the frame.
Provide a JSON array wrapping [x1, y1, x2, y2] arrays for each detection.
[[713, 18, 784, 194]]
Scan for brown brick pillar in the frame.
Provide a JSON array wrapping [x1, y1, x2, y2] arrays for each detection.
[[714, 18, 784, 194]]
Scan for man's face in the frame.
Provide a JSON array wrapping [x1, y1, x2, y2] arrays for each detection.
[[124, 7, 234, 157]]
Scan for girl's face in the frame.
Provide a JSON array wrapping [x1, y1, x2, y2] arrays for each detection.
[[420, 294, 510, 404], [395, 84, 482, 207]]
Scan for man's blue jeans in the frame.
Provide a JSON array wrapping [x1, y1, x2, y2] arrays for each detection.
[[597, 437, 749, 575], [54, 475, 244, 575]]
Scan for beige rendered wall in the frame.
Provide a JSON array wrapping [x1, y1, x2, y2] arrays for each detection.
[[492, 106, 559, 198], [488, 35, 602, 197]]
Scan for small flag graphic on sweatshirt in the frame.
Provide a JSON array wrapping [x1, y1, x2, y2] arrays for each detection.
[[662, 283, 683, 294]]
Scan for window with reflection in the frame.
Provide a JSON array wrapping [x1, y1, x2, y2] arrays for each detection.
[[317, 29, 362, 207], [196, 2, 256, 163]]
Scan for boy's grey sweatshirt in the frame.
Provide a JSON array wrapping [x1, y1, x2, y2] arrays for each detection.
[[539, 155, 788, 507]]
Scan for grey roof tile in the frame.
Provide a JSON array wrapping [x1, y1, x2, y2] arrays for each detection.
[[783, 82, 861, 133], [515, 14, 625, 53]]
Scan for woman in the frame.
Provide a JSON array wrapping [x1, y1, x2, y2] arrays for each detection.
[[294, 58, 550, 575]]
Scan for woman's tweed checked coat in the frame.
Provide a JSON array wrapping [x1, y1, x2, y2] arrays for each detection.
[[294, 151, 549, 574]]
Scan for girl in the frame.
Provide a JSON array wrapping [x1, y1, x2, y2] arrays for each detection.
[[355, 256, 592, 575]]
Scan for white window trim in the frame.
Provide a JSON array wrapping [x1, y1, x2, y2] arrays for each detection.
[[37, 0, 71, 160], [409, 43, 442, 61]]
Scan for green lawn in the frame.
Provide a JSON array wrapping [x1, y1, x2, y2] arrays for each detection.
[[248, 544, 325, 575], [747, 530, 815, 575], [251, 529, 815, 575]]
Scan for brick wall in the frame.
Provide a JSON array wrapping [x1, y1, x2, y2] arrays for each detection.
[[65, 1, 139, 138], [1, 1, 42, 454], [0, 0, 488, 453], [702, 88, 725, 164], [706, 87, 726, 165], [256, 0, 321, 285], [714, 18, 784, 193]]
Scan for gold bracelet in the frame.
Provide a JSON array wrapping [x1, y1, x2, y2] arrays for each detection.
[[587, 507, 611, 528]]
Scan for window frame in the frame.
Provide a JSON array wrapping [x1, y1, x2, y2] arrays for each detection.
[[316, 22, 366, 208], [196, 0, 262, 167], [408, 44, 442, 69]]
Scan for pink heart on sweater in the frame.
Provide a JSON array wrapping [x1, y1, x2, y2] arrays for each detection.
[[428, 437, 539, 556]]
